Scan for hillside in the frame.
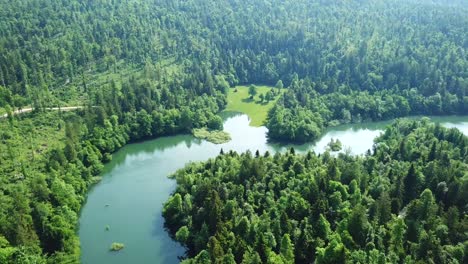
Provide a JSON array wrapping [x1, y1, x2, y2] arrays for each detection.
[[0, 0, 467, 262]]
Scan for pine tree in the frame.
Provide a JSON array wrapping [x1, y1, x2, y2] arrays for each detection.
[[404, 164, 419, 204], [280, 234, 295, 264]]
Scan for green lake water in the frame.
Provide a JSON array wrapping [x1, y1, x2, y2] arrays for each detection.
[[79, 113, 468, 264]]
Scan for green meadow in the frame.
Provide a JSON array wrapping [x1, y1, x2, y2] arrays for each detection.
[[224, 85, 283, 127]]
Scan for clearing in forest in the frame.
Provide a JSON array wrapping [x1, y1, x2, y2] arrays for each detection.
[[224, 85, 284, 127]]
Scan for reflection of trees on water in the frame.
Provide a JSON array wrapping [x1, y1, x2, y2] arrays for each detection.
[[87, 114, 468, 264], [324, 116, 468, 134], [219, 111, 244, 120], [151, 211, 186, 263], [102, 115, 468, 175], [101, 112, 245, 175], [101, 134, 199, 174]]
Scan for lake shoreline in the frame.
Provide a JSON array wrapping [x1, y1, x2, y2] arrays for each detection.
[[79, 114, 468, 264]]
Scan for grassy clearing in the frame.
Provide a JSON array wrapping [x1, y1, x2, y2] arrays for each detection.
[[224, 85, 284, 127], [192, 128, 231, 144]]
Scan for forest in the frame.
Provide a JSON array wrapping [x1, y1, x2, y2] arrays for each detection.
[[0, 0, 467, 263], [164, 119, 468, 263]]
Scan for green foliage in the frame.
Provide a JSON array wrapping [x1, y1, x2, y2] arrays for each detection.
[[317, 214, 332, 240], [316, 235, 346, 264], [267, 105, 323, 142], [192, 128, 231, 144], [327, 139, 343, 152], [176, 226, 190, 244], [0, 0, 467, 261], [0, 94, 224, 260], [207, 115, 224, 131], [275, 80, 284, 90], [347, 205, 369, 247], [280, 234, 294, 264], [225, 85, 284, 127], [266, 84, 465, 142], [0, 236, 16, 263], [110, 243, 124, 251], [248, 85, 258, 98], [164, 120, 468, 263]]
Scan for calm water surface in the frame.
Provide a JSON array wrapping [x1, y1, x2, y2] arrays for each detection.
[[79, 114, 468, 264]]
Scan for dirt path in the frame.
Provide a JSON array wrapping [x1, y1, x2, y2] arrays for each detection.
[[1, 106, 85, 119]]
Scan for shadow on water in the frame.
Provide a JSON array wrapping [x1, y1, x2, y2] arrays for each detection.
[[151, 212, 186, 264], [100, 134, 200, 175]]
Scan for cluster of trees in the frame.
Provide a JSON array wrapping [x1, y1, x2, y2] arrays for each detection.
[[0, 111, 91, 262], [267, 75, 467, 142], [0, 65, 228, 261], [0, 54, 230, 261], [0, 0, 237, 260], [164, 119, 468, 263], [1, 0, 467, 111], [90, 67, 228, 140], [0, 0, 467, 262]]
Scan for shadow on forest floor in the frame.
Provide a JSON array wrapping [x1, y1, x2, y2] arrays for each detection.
[[241, 97, 270, 105]]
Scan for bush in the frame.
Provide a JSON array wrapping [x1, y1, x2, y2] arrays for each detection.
[[192, 128, 231, 144], [110, 243, 124, 251]]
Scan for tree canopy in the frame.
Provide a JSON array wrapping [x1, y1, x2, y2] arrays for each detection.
[[164, 119, 468, 263], [0, 0, 467, 262]]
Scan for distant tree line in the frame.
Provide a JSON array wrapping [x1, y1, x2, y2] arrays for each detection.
[[1, 0, 467, 113], [267, 75, 467, 142]]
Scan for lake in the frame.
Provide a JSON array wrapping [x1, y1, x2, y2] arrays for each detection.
[[79, 114, 468, 264]]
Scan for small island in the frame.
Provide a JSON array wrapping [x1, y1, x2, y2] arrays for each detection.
[[327, 138, 343, 152], [192, 128, 231, 144], [110, 242, 125, 251]]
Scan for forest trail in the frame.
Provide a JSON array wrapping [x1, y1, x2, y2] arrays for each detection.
[[0, 106, 85, 119]]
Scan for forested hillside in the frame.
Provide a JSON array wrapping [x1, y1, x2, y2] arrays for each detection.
[[164, 119, 468, 263], [1, 0, 467, 141], [0, 0, 467, 263], [1, 0, 467, 110]]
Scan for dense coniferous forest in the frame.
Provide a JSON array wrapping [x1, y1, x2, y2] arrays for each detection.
[[0, 0, 467, 263], [164, 119, 468, 263]]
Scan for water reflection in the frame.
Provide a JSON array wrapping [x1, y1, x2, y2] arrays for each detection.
[[80, 113, 468, 264]]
